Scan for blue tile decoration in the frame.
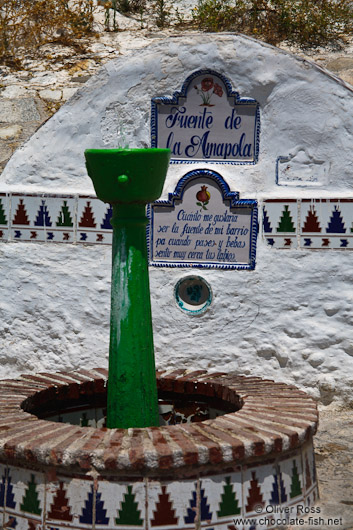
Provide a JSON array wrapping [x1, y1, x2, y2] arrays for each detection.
[[79, 485, 109, 526], [77, 197, 112, 245], [151, 69, 260, 165], [184, 482, 201, 524], [269, 468, 287, 505], [100, 205, 113, 229], [0, 467, 16, 510], [264, 198, 353, 249], [0, 193, 350, 254], [2, 467, 45, 530], [148, 169, 258, 270], [0, 449, 317, 530]]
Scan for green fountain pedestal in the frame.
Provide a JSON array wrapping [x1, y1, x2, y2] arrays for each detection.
[[84, 148, 170, 429]]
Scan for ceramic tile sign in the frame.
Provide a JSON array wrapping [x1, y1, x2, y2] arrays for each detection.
[[151, 69, 260, 164], [148, 169, 258, 270]]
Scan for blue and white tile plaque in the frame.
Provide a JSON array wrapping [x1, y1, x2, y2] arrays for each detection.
[[147, 169, 258, 270], [151, 70, 260, 164]]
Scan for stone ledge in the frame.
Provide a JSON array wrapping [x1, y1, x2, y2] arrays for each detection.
[[0, 368, 318, 475]]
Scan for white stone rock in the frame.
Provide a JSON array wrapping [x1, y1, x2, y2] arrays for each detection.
[[1, 85, 30, 98], [0, 74, 21, 86], [39, 89, 62, 101], [29, 73, 58, 86], [308, 352, 325, 368], [62, 87, 79, 101], [0, 125, 22, 140], [0, 99, 40, 123]]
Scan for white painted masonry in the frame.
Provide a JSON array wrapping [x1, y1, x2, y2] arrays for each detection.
[[1, 34, 353, 405]]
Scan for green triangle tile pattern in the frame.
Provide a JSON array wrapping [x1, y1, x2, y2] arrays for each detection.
[[115, 485, 143, 526], [290, 460, 302, 499], [277, 205, 296, 233], [0, 198, 7, 225], [217, 477, 241, 517], [56, 201, 74, 227], [20, 474, 42, 515]]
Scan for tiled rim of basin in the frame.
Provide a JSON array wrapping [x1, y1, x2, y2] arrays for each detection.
[[0, 368, 318, 477]]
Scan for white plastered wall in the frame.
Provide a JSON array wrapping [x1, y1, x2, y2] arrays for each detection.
[[1, 34, 353, 405]]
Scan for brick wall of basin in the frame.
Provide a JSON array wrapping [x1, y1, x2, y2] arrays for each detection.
[[0, 369, 318, 530]]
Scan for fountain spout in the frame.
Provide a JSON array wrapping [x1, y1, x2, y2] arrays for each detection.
[[85, 148, 170, 428]]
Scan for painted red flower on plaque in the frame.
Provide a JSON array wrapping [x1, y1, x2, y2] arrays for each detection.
[[201, 77, 214, 92], [194, 76, 223, 106], [213, 82, 223, 97]]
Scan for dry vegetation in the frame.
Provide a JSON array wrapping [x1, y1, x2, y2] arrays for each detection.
[[193, 0, 353, 47], [0, 0, 352, 68], [0, 0, 95, 67]]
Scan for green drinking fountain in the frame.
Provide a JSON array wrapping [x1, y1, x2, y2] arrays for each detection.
[[84, 148, 171, 429], [0, 142, 319, 524]]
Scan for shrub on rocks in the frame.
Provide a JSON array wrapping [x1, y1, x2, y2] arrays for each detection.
[[193, 0, 353, 48], [0, 0, 96, 66]]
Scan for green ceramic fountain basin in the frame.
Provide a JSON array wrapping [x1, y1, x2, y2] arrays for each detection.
[[84, 148, 171, 204]]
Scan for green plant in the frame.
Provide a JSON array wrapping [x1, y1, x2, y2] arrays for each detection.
[[193, 0, 353, 48], [282, 0, 353, 47], [0, 0, 96, 65], [118, 0, 146, 13], [193, 0, 245, 32], [152, 0, 171, 28], [101, 0, 146, 31], [174, 7, 184, 26], [99, 0, 118, 31]]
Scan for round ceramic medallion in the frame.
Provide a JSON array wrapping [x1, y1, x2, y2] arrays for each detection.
[[174, 275, 212, 314]]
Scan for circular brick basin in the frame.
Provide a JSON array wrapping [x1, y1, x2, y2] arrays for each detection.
[[0, 368, 318, 530]]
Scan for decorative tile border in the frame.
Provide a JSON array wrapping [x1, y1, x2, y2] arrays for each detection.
[[263, 199, 353, 249], [1, 193, 351, 252], [263, 199, 298, 249], [1, 466, 46, 530], [1, 193, 112, 246], [0, 447, 318, 530]]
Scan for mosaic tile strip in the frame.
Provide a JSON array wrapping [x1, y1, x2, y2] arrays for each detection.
[[264, 198, 353, 249], [0, 193, 352, 252], [300, 199, 353, 249], [0, 454, 317, 530], [263, 199, 298, 249], [3, 466, 46, 530], [4, 193, 112, 246]]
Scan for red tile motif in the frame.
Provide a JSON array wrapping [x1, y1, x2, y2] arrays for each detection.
[[264, 198, 353, 249], [0, 193, 349, 253]]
